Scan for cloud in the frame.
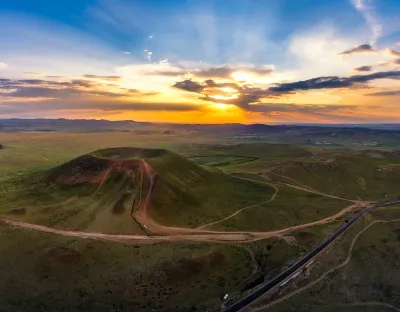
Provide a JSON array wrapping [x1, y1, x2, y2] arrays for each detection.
[[173, 78, 271, 107], [173, 80, 205, 93], [246, 103, 391, 124], [0, 78, 145, 99], [387, 49, 400, 57], [82, 74, 121, 81], [269, 70, 400, 94], [366, 90, 400, 96], [245, 103, 354, 115], [350, 0, 382, 44], [123, 51, 131, 54], [193, 66, 274, 79], [154, 65, 274, 80], [173, 69, 400, 108], [339, 44, 376, 55], [0, 62, 8, 69], [24, 72, 43, 76], [353, 65, 372, 72], [268, 77, 352, 93], [0, 99, 201, 116]]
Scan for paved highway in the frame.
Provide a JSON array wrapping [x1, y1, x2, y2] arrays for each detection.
[[222, 198, 400, 312]]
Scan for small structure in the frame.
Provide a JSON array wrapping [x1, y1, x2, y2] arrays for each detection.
[[223, 294, 229, 301], [279, 279, 289, 287], [305, 260, 314, 268], [291, 271, 300, 280]]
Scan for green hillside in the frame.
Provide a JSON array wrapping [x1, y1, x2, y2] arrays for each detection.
[[268, 152, 400, 200], [0, 147, 275, 232]]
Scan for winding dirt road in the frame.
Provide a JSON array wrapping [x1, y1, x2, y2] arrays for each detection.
[[0, 160, 369, 244], [0, 202, 364, 245]]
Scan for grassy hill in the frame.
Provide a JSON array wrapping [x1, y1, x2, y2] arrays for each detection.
[[267, 152, 400, 200], [0, 147, 275, 232], [209, 184, 348, 232]]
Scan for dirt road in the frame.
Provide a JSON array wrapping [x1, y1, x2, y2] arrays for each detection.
[[197, 183, 279, 230], [0, 201, 363, 245], [0, 160, 369, 245]]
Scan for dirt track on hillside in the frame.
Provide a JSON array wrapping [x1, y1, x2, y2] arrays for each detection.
[[132, 160, 365, 237]]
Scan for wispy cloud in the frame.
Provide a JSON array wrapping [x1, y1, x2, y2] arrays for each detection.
[[82, 74, 121, 81], [193, 66, 274, 79], [350, 0, 382, 44], [339, 44, 376, 55], [366, 90, 400, 96], [353, 65, 372, 72], [155, 65, 274, 80], [24, 72, 43, 76], [0, 78, 148, 100], [387, 49, 400, 57]]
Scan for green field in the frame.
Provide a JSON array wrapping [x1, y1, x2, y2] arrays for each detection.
[[255, 207, 400, 312], [263, 153, 400, 200], [0, 132, 226, 182], [208, 184, 348, 232], [0, 224, 254, 312], [1, 129, 400, 312], [188, 154, 258, 167]]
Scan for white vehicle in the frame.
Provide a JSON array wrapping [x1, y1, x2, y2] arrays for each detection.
[[223, 294, 229, 301]]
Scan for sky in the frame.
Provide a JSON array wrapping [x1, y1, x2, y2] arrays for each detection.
[[1, 0, 400, 124]]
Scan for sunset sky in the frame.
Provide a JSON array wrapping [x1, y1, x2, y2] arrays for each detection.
[[1, 0, 400, 124]]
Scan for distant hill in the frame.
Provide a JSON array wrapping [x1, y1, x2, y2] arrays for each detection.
[[0, 118, 152, 133]]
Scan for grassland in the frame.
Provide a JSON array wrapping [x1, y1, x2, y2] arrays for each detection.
[[272, 153, 400, 200], [188, 154, 258, 167], [0, 131, 227, 182], [2, 130, 400, 312], [0, 223, 255, 312], [207, 184, 348, 232], [148, 167, 275, 228], [252, 206, 400, 312]]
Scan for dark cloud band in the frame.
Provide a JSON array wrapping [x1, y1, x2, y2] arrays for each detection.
[[339, 44, 376, 55]]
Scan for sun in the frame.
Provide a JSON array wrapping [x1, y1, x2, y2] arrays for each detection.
[[212, 103, 233, 110], [231, 71, 254, 81], [209, 94, 238, 100]]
